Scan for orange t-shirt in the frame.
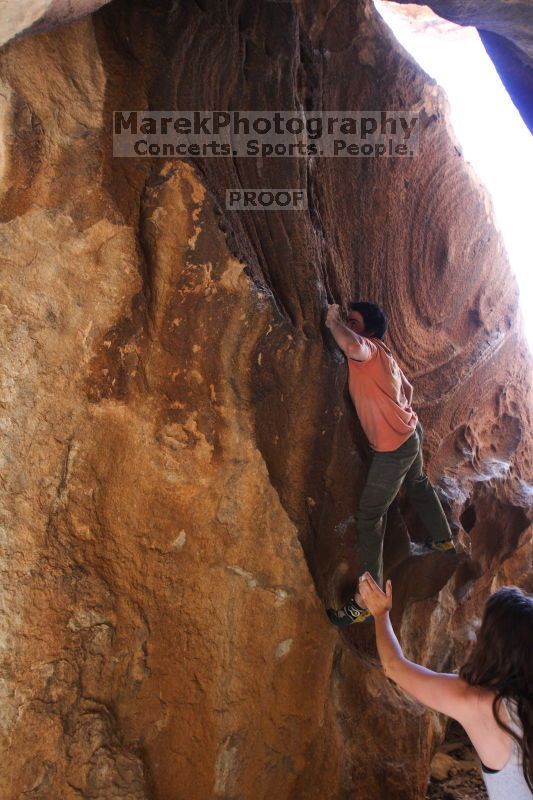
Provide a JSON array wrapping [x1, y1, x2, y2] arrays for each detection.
[[347, 338, 418, 452]]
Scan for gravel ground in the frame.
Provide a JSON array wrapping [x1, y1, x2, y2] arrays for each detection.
[[427, 722, 488, 800]]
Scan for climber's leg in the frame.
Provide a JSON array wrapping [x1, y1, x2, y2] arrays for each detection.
[[327, 431, 420, 626], [356, 429, 420, 590], [404, 422, 454, 549]]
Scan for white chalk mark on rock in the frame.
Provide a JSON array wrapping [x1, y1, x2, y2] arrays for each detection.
[[224, 566, 290, 605], [172, 530, 187, 549], [226, 565, 258, 589], [275, 639, 293, 660], [214, 735, 239, 795]]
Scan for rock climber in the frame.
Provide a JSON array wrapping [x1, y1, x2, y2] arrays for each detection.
[[325, 301, 455, 625], [359, 574, 533, 800]]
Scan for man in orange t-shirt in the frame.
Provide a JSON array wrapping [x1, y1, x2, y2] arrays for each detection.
[[325, 301, 455, 626]]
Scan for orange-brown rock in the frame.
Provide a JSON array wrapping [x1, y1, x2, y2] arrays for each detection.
[[0, 1, 531, 799]]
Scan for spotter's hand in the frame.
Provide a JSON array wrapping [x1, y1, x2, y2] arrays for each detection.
[[358, 573, 393, 617]]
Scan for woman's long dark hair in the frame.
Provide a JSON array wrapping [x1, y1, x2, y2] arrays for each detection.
[[459, 586, 533, 791]]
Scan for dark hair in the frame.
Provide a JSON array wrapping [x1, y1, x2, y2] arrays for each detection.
[[459, 586, 533, 791], [349, 301, 388, 339]]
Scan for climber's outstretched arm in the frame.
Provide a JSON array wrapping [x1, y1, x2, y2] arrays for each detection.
[[325, 304, 371, 362], [358, 573, 472, 723]]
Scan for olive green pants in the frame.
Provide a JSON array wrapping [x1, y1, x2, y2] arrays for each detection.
[[357, 422, 452, 587]]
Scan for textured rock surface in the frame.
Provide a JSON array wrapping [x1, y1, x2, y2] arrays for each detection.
[[387, 0, 533, 132], [0, 1, 531, 799]]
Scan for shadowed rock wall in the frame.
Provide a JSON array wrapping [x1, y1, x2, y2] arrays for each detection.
[[0, 1, 531, 798]]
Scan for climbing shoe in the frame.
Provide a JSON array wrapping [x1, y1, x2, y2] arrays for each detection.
[[327, 600, 372, 626], [425, 537, 456, 554]]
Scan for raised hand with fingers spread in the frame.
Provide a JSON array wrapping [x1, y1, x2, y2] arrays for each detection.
[[358, 572, 392, 618]]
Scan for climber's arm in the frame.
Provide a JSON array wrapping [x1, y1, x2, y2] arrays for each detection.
[[359, 574, 472, 722], [325, 304, 371, 362]]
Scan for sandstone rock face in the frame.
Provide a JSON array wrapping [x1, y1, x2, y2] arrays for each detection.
[[387, 0, 533, 132], [0, 1, 531, 799]]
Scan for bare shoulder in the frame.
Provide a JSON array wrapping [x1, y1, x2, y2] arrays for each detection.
[[459, 683, 511, 733], [460, 682, 496, 715], [460, 686, 514, 769]]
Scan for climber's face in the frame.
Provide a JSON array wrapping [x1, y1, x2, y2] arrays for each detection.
[[346, 311, 366, 337]]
